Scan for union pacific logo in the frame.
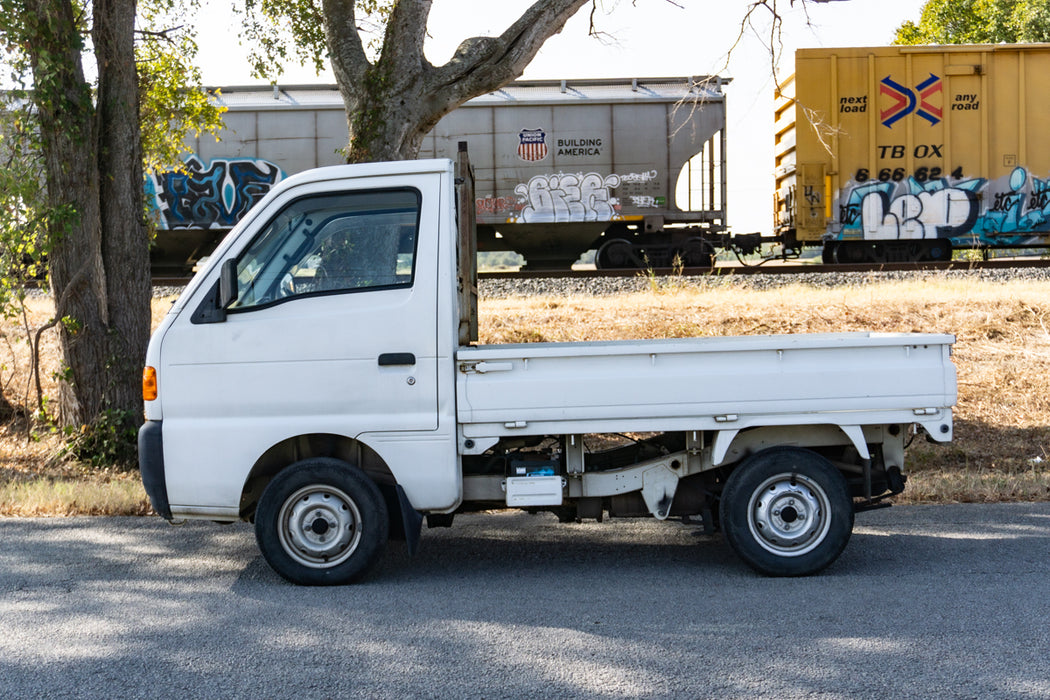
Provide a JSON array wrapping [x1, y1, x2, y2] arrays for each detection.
[[517, 128, 548, 161], [880, 73, 943, 128]]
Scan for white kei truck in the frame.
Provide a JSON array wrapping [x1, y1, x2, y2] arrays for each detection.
[[138, 145, 957, 585]]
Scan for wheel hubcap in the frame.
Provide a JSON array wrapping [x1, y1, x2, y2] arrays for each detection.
[[747, 473, 832, 557], [278, 485, 362, 568]]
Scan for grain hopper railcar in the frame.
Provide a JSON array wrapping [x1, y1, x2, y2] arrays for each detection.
[[149, 77, 739, 273]]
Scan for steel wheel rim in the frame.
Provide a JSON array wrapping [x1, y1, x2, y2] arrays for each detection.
[[746, 472, 832, 557], [277, 484, 363, 568]]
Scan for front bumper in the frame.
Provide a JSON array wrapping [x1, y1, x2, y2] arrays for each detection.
[[138, 420, 172, 520]]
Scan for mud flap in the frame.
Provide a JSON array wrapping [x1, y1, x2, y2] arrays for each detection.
[[383, 484, 423, 556]]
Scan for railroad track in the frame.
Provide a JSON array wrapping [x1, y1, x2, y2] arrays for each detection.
[[151, 257, 1050, 288], [486, 258, 1050, 278]]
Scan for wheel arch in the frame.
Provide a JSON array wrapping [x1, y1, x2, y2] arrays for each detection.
[[239, 433, 397, 521], [713, 423, 878, 468]]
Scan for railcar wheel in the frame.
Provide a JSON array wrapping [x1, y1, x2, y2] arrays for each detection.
[[833, 241, 868, 264], [676, 237, 716, 268], [821, 243, 837, 264], [926, 238, 952, 261], [595, 238, 637, 269], [255, 458, 389, 585], [720, 447, 853, 576]]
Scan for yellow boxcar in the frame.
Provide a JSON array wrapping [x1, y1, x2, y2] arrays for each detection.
[[775, 44, 1050, 263]]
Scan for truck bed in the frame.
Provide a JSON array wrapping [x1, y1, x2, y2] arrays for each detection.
[[456, 332, 956, 441]]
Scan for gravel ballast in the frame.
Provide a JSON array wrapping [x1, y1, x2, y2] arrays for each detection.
[[478, 266, 1050, 298]]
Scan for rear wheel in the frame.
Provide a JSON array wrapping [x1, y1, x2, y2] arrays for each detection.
[[720, 447, 853, 576], [255, 458, 389, 585]]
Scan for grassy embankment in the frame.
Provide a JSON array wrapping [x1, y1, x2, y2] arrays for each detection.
[[1, 274, 1048, 515]]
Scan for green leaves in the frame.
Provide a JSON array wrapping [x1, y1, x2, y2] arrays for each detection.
[[895, 0, 1050, 45], [135, 0, 226, 173], [238, 0, 394, 82], [138, 43, 225, 174], [0, 98, 51, 294], [239, 0, 330, 82]]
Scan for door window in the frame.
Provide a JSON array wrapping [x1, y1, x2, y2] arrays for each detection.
[[229, 188, 420, 311]]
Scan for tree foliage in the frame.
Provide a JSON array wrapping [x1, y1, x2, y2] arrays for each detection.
[[137, 2, 227, 173], [895, 0, 1050, 45], [0, 96, 63, 422], [0, 0, 223, 466]]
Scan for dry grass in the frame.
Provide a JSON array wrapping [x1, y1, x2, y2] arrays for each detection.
[[0, 412, 151, 517], [0, 456, 150, 517], [0, 295, 174, 517], [2, 276, 1049, 514]]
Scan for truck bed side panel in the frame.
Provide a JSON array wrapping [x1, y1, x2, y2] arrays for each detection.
[[456, 333, 955, 438]]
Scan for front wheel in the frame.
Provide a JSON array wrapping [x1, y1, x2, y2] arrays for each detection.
[[720, 447, 853, 576], [255, 458, 389, 585]]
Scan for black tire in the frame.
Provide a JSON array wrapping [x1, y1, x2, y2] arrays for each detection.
[[255, 457, 389, 585], [720, 447, 853, 576], [834, 241, 868, 264]]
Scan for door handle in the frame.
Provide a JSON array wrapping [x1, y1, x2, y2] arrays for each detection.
[[378, 352, 416, 366]]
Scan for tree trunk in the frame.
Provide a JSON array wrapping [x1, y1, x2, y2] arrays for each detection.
[[22, 0, 148, 432], [95, 0, 150, 423], [343, 65, 435, 163], [24, 0, 110, 427]]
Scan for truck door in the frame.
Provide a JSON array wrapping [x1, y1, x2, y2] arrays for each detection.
[[159, 175, 441, 483]]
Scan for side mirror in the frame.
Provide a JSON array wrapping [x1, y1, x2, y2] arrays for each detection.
[[219, 258, 239, 308]]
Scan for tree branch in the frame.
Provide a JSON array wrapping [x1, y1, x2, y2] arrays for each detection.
[[134, 25, 183, 42], [322, 0, 372, 90], [428, 0, 590, 107], [379, 0, 433, 74]]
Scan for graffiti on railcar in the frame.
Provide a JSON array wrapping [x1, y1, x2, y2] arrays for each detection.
[[476, 195, 522, 218], [490, 170, 663, 224], [147, 156, 285, 230], [836, 166, 1050, 247], [510, 172, 621, 223], [838, 176, 983, 240]]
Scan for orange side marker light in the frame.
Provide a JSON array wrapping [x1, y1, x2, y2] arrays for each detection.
[[143, 366, 158, 402]]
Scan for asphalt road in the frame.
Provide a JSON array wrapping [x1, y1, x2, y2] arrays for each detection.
[[2, 503, 1049, 699]]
